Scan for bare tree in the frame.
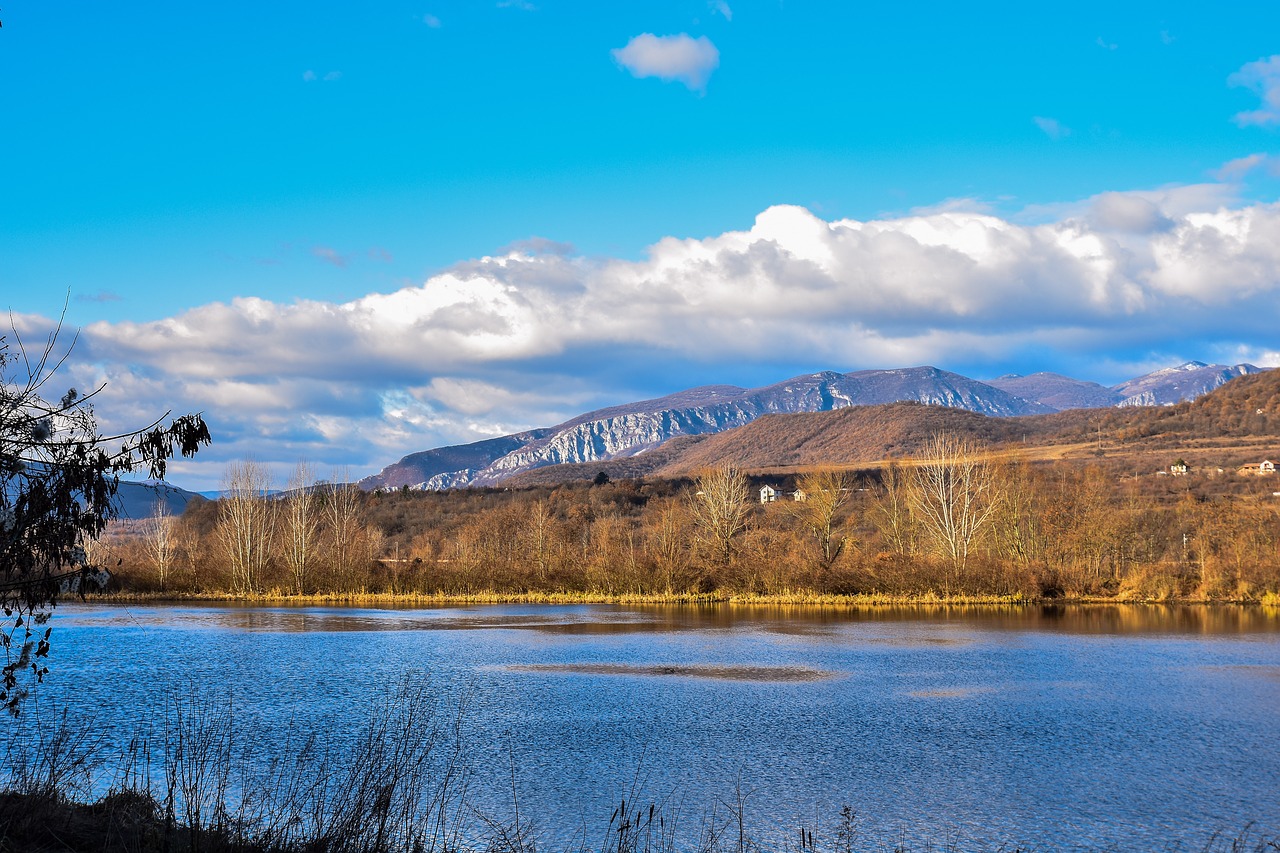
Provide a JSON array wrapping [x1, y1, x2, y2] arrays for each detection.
[[323, 469, 366, 592], [282, 461, 319, 595], [217, 460, 275, 594], [870, 460, 916, 557], [689, 464, 751, 566], [787, 468, 852, 569], [646, 499, 690, 594], [522, 500, 556, 583], [908, 433, 1002, 579], [144, 496, 176, 589]]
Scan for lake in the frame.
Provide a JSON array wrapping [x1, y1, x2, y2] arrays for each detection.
[[22, 602, 1280, 851]]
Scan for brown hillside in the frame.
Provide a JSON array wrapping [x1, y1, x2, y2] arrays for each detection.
[[652, 402, 1025, 475], [500, 369, 1280, 484], [647, 369, 1280, 475]]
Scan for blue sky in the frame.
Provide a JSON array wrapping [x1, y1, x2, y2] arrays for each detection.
[[5, 2, 1280, 488]]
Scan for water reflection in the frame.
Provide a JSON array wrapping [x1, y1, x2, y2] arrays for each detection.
[[35, 599, 1280, 852], [55, 601, 1280, 637]]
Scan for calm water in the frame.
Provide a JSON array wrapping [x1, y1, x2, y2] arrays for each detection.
[[23, 603, 1280, 850]]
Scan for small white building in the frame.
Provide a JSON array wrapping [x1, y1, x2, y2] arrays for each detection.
[[759, 485, 781, 504], [1262, 460, 1276, 474]]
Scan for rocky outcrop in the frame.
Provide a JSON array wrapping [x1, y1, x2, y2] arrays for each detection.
[[363, 367, 1050, 490], [363, 362, 1268, 491], [1113, 362, 1262, 407]]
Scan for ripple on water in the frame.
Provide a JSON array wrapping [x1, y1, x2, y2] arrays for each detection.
[[907, 685, 999, 698]]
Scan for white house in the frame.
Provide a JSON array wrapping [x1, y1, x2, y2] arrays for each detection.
[[759, 485, 781, 504], [1262, 460, 1276, 474]]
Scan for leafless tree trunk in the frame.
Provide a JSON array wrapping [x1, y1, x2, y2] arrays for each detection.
[[908, 433, 1002, 582], [282, 461, 319, 595], [324, 469, 366, 592], [689, 465, 750, 566], [871, 460, 916, 557], [217, 460, 275, 594], [647, 499, 689, 594], [787, 468, 852, 569], [145, 497, 176, 589], [523, 500, 555, 583]]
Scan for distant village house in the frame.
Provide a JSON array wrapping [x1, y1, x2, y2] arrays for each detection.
[[1237, 459, 1276, 476], [759, 485, 808, 504]]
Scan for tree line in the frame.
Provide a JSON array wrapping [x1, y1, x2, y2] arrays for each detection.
[[98, 436, 1280, 602]]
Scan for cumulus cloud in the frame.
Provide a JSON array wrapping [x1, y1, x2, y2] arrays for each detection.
[[1231, 55, 1280, 126], [499, 236, 576, 256], [612, 33, 719, 92], [1088, 192, 1173, 233], [59, 192, 1280, 488]]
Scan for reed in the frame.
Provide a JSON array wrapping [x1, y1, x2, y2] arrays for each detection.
[[89, 589, 1067, 608]]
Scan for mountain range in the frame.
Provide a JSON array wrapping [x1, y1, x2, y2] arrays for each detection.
[[113, 479, 205, 520], [360, 361, 1265, 491]]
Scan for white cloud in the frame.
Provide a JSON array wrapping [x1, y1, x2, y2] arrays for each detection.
[[423, 13, 441, 28], [1033, 116, 1068, 140], [56, 191, 1280, 488], [711, 1, 732, 21], [1096, 36, 1118, 50], [612, 33, 720, 93], [1230, 55, 1280, 127], [1215, 152, 1271, 180], [1088, 192, 1173, 234]]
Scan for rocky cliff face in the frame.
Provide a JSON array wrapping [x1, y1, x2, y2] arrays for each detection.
[[1112, 362, 1262, 407], [362, 361, 1268, 491], [362, 367, 1050, 490]]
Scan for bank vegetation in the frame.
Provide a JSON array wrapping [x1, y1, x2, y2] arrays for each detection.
[[90, 435, 1280, 605]]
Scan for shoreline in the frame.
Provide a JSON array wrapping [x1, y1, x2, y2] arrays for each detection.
[[76, 590, 1280, 608]]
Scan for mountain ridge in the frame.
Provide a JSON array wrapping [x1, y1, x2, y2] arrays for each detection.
[[360, 361, 1268, 491]]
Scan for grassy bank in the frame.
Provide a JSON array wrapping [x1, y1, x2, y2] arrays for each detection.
[[85, 589, 1039, 606], [82, 588, 1280, 609]]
